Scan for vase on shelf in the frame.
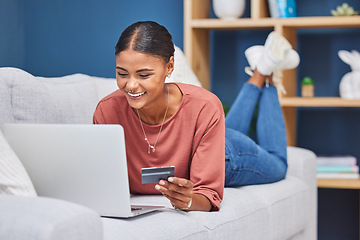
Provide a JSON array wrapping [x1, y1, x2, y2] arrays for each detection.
[[213, 0, 246, 19]]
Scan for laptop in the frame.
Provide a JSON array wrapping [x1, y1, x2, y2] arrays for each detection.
[[2, 123, 167, 218]]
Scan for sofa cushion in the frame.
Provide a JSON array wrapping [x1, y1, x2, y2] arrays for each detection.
[[102, 209, 208, 240], [11, 69, 99, 124], [0, 130, 37, 196], [0, 67, 118, 125], [242, 176, 308, 240], [188, 176, 308, 240], [0, 68, 16, 125], [0, 195, 103, 240], [190, 187, 270, 240]]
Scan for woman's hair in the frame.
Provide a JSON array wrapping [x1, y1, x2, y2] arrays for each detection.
[[115, 21, 175, 63]]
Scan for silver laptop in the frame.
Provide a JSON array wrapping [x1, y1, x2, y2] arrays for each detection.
[[2, 123, 166, 218]]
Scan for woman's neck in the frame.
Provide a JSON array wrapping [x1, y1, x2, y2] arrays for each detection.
[[136, 85, 170, 125], [137, 105, 168, 125], [135, 84, 183, 125]]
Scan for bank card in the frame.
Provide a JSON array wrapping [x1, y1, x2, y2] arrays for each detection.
[[141, 166, 175, 184]]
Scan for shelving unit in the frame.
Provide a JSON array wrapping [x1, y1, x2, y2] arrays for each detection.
[[184, 0, 360, 148], [318, 178, 360, 189]]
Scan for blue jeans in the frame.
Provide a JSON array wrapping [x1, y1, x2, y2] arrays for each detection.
[[224, 83, 288, 187]]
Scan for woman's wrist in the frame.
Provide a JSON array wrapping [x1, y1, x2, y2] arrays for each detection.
[[183, 193, 211, 212], [177, 197, 192, 211]]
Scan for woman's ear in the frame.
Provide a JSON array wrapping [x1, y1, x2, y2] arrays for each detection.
[[167, 56, 175, 76]]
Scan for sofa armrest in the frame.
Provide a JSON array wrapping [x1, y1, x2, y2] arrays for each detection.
[[286, 146, 317, 240], [287, 146, 317, 186], [0, 195, 103, 240]]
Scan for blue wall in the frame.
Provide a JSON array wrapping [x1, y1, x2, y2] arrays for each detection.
[[1, 0, 360, 239], [0, 0, 24, 68], [1, 0, 183, 78]]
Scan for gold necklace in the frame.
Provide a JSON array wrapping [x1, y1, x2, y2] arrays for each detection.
[[136, 85, 169, 154]]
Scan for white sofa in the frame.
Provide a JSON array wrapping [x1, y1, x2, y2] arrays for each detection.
[[0, 49, 317, 240]]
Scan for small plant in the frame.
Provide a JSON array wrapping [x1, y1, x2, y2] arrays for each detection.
[[331, 3, 359, 16], [301, 77, 315, 98]]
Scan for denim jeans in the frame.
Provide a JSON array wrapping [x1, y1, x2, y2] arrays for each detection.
[[224, 83, 288, 187]]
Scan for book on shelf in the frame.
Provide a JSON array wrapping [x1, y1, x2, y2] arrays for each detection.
[[317, 156, 357, 166], [316, 155, 359, 180], [317, 172, 359, 179], [317, 165, 359, 173], [276, 0, 297, 18], [268, 0, 279, 18]]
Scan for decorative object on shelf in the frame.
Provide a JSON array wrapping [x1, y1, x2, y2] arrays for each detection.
[[338, 50, 360, 99], [301, 77, 314, 97], [212, 0, 245, 19], [276, 0, 297, 18], [331, 3, 359, 16]]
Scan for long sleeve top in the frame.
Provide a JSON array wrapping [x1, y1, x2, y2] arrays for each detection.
[[93, 83, 225, 210]]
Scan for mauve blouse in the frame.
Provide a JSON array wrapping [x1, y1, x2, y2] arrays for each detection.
[[93, 83, 225, 210]]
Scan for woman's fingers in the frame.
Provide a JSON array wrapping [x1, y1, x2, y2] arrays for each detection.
[[168, 177, 194, 189], [158, 186, 192, 204], [155, 183, 190, 203], [155, 177, 193, 209]]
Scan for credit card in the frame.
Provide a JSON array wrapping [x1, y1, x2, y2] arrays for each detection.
[[141, 166, 175, 184]]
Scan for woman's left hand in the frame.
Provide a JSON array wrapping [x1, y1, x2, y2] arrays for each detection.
[[155, 177, 193, 210]]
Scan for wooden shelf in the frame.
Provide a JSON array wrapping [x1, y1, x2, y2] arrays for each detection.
[[191, 16, 360, 29], [318, 178, 360, 189], [280, 97, 360, 107], [184, 0, 360, 146], [280, 16, 360, 28], [191, 18, 274, 29]]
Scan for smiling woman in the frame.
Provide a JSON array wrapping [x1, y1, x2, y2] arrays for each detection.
[[114, 22, 176, 123], [93, 21, 224, 212]]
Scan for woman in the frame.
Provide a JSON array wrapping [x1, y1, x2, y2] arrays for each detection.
[[93, 21, 299, 212]]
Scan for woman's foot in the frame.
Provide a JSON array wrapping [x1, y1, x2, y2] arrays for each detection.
[[257, 31, 292, 75], [244, 31, 300, 93], [245, 45, 300, 73]]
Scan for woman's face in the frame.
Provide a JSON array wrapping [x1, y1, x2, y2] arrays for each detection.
[[115, 49, 174, 110]]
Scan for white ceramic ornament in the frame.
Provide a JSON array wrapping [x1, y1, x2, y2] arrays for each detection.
[[338, 50, 360, 99], [213, 0, 246, 19]]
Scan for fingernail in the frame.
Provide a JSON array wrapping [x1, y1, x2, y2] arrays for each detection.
[[159, 180, 165, 185], [168, 177, 173, 182], [155, 185, 161, 190]]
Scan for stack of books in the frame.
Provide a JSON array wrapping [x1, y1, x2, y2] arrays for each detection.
[[316, 156, 359, 179], [268, 0, 297, 18]]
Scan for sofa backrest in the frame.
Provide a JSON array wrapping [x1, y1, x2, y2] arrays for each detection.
[[0, 69, 14, 125], [0, 67, 118, 126], [0, 46, 201, 126]]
